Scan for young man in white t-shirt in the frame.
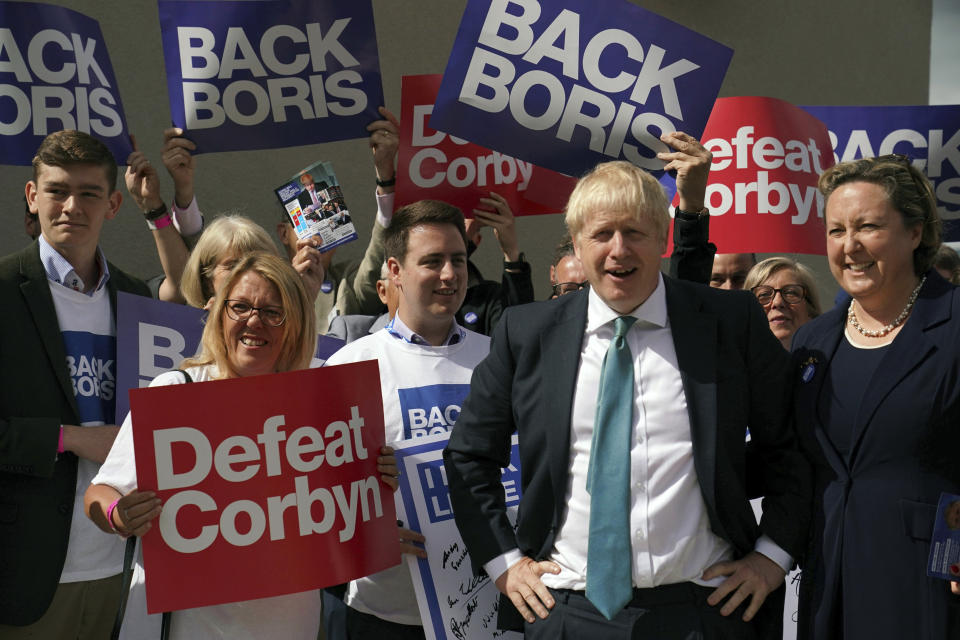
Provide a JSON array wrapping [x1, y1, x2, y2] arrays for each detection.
[[0, 131, 151, 637], [325, 200, 491, 639]]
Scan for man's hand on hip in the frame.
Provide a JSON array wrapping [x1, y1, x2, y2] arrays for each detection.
[[494, 556, 561, 623], [702, 550, 785, 622]]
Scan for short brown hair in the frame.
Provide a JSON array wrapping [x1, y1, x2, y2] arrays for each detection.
[[32, 130, 118, 191], [819, 156, 941, 275], [384, 200, 467, 265], [553, 233, 576, 267], [934, 244, 960, 285]]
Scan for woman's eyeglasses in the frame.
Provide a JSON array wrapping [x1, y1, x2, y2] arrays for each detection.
[[751, 285, 805, 306], [224, 300, 286, 327]]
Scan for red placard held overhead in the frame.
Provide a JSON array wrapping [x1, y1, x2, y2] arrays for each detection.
[[396, 74, 571, 216], [130, 362, 398, 613], [675, 96, 833, 255]]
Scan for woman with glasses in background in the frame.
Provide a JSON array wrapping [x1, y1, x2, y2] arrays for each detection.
[[744, 257, 821, 350], [791, 156, 960, 639]]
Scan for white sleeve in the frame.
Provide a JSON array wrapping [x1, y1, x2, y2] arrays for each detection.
[[170, 196, 204, 236], [91, 370, 192, 493]]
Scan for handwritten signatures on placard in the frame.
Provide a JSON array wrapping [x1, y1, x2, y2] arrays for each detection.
[[442, 538, 504, 640]]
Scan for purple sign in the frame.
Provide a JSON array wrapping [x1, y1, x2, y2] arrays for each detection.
[[802, 105, 960, 241], [157, 0, 384, 154], [429, 0, 733, 180], [116, 292, 344, 421], [0, 1, 133, 165]]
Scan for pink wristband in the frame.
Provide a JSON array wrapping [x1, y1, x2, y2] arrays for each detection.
[[57, 426, 65, 454], [107, 499, 130, 538], [148, 213, 174, 231]]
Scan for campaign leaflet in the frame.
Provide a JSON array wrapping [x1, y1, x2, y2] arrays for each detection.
[[430, 0, 733, 180], [274, 160, 358, 253], [801, 105, 960, 241], [0, 1, 133, 164], [927, 492, 960, 581], [157, 0, 383, 154]]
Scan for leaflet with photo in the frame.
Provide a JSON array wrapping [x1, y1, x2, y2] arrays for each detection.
[[274, 160, 358, 253], [927, 492, 960, 581]]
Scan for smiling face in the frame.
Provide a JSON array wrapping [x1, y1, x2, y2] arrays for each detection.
[[758, 268, 811, 350], [825, 181, 921, 307], [390, 223, 467, 343], [222, 271, 286, 378], [574, 209, 666, 314], [26, 162, 121, 263]]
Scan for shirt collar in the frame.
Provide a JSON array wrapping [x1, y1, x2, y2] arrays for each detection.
[[38, 235, 110, 295], [586, 272, 668, 333], [385, 313, 466, 346]]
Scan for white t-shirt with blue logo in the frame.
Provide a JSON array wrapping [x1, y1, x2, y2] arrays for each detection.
[[49, 281, 126, 583], [324, 326, 490, 625]]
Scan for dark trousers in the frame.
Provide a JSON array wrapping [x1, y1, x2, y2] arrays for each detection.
[[323, 591, 348, 640], [344, 606, 425, 640], [523, 584, 764, 640]]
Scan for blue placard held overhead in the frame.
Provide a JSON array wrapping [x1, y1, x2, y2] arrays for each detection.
[[0, 1, 133, 165], [430, 0, 733, 180], [803, 105, 960, 241], [157, 0, 384, 154]]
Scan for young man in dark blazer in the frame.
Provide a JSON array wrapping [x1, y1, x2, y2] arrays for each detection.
[[445, 133, 811, 639], [0, 131, 151, 637]]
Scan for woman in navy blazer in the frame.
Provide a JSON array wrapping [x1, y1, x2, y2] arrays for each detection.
[[792, 155, 960, 639]]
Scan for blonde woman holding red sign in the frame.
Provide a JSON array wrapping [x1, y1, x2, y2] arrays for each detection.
[[84, 252, 400, 639]]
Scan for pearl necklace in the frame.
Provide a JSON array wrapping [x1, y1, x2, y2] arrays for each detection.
[[847, 276, 926, 338]]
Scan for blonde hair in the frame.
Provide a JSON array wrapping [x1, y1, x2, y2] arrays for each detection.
[[182, 252, 315, 377], [181, 215, 280, 308], [744, 256, 822, 318], [565, 161, 670, 241]]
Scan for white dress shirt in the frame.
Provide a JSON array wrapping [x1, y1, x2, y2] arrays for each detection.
[[484, 274, 791, 588]]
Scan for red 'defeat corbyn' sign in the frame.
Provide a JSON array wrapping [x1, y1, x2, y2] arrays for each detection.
[[677, 96, 833, 255], [130, 361, 397, 613], [396, 74, 570, 216]]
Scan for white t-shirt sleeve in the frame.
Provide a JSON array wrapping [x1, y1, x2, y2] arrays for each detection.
[[91, 370, 192, 494]]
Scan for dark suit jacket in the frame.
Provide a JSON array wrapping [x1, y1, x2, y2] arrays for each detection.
[[0, 242, 150, 625], [444, 276, 810, 631], [792, 272, 960, 640], [326, 312, 389, 343], [297, 187, 321, 212]]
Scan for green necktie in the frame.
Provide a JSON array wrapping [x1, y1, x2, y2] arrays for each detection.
[[586, 315, 637, 620]]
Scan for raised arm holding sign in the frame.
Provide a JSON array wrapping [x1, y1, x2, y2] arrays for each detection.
[[157, 0, 384, 154], [430, 0, 732, 180]]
